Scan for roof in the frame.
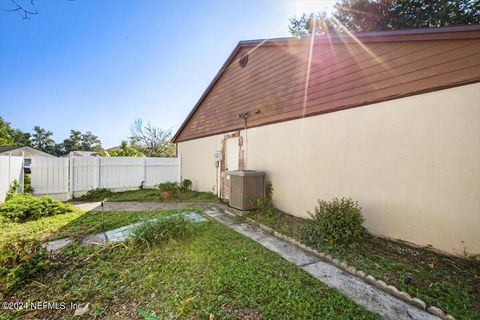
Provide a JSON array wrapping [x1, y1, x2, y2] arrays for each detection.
[[63, 151, 100, 157], [173, 25, 480, 143], [0, 146, 56, 157], [0, 146, 22, 153]]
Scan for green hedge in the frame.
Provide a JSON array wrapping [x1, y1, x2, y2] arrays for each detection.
[[0, 193, 75, 223]]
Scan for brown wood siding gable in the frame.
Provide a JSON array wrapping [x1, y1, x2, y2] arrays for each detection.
[[174, 27, 480, 143]]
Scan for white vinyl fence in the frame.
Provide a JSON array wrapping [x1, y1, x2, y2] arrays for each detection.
[[0, 155, 24, 203], [31, 156, 181, 200]]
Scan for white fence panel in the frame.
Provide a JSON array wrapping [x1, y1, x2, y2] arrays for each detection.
[[145, 158, 180, 187], [28, 156, 181, 199], [72, 157, 97, 192], [0, 155, 24, 203], [98, 157, 145, 190], [31, 157, 69, 197]]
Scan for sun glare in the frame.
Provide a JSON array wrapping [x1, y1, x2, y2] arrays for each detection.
[[290, 0, 337, 17]]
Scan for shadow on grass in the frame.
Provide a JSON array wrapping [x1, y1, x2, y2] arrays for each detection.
[[73, 188, 219, 203]]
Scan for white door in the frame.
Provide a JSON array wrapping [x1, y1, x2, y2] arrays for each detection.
[[225, 137, 239, 171]]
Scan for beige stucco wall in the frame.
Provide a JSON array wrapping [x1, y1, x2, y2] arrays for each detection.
[[178, 83, 480, 255], [178, 134, 224, 193]]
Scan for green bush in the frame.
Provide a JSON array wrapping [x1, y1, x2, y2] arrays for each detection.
[[307, 198, 365, 244], [132, 215, 193, 246], [24, 175, 33, 194], [0, 193, 75, 223], [255, 182, 275, 215], [0, 238, 54, 294], [77, 188, 114, 201], [5, 180, 20, 201], [179, 179, 192, 192], [158, 182, 179, 193]]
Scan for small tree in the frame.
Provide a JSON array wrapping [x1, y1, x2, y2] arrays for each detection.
[[110, 141, 145, 157], [130, 119, 175, 157]]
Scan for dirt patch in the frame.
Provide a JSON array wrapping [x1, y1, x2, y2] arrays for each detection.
[[222, 303, 261, 320]]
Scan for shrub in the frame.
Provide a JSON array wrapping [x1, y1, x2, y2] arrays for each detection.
[[255, 182, 275, 216], [307, 198, 365, 244], [24, 174, 33, 194], [0, 238, 54, 294], [0, 193, 75, 223], [158, 182, 179, 193], [77, 188, 114, 201], [179, 179, 192, 193], [132, 215, 193, 247], [6, 180, 20, 201]]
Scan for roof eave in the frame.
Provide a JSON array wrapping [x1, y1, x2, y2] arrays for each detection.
[[172, 42, 244, 143], [172, 25, 480, 143]]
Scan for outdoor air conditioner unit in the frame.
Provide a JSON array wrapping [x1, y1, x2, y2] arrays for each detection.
[[228, 170, 265, 210]]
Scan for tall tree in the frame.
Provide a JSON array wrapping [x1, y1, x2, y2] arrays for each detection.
[[61, 130, 82, 154], [30, 126, 55, 154], [289, 0, 480, 36], [13, 129, 31, 146], [60, 130, 103, 154], [130, 119, 175, 157], [289, 12, 336, 37], [80, 131, 102, 151], [0, 118, 17, 146], [0, 118, 31, 146]]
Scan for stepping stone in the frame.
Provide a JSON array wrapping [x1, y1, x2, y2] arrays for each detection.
[[44, 212, 208, 250], [43, 238, 72, 253], [206, 208, 440, 320]]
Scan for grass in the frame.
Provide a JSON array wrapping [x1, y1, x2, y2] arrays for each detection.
[[246, 209, 480, 320], [76, 188, 218, 203], [0, 209, 198, 243], [0, 213, 380, 319]]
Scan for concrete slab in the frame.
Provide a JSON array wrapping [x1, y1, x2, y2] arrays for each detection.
[[43, 238, 72, 253], [204, 208, 439, 320], [80, 212, 208, 245], [45, 212, 208, 250], [303, 261, 437, 320]]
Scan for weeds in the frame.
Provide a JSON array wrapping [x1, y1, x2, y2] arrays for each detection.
[[131, 215, 193, 247], [77, 188, 114, 201], [0, 238, 54, 296]]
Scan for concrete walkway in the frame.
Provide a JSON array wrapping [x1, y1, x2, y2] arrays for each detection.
[[73, 201, 218, 212], [204, 207, 439, 320]]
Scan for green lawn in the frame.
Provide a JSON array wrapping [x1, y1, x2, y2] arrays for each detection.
[[76, 188, 218, 203], [246, 210, 480, 320], [0, 209, 196, 243], [0, 210, 379, 319]]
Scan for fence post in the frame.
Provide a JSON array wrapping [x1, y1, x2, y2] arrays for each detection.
[[19, 152, 25, 193], [178, 155, 182, 183], [7, 153, 11, 185], [143, 157, 147, 186], [69, 154, 74, 199], [97, 157, 101, 189]]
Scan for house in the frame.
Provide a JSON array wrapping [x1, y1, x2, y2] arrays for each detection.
[[0, 146, 56, 172], [173, 25, 480, 256], [63, 150, 101, 157]]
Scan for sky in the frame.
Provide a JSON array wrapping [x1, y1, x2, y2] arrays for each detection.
[[0, 0, 336, 148]]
